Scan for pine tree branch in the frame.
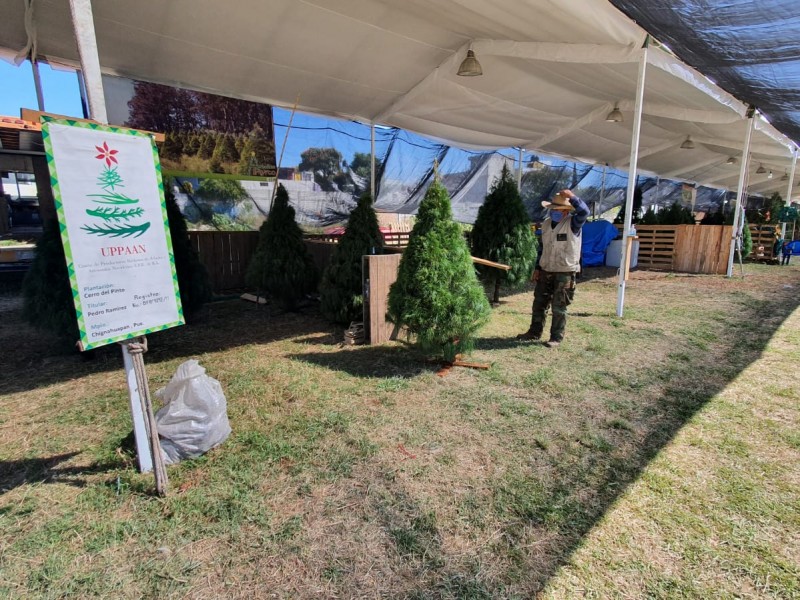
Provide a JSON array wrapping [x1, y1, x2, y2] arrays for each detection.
[[85, 207, 145, 222], [87, 193, 140, 205], [80, 222, 151, 238]]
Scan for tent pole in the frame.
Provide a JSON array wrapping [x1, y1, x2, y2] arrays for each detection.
[[616, 38, 649, 318], [30, 59, 45, 111], [68, 0, 107, 124], [599, 164, 607, 220], [517, 147, 524, 190], [370, 122, 376, 197], [781, 147, 798, 239], [726, 106, 756, 277]]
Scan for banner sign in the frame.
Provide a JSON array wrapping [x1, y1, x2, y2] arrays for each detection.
[[681, 183, 697, 212], [102, 75, 276, 179], [42, 118, 184, 350]]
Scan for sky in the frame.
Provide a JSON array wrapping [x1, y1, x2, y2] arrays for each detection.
[[1, 59, 376, 169], [1, 59, 84, 118]]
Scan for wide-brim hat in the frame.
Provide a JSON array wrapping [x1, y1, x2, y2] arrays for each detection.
[[541, 192, 574, 210]]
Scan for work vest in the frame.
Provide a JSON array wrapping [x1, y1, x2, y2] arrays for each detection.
[[539, 216, 581, 273]]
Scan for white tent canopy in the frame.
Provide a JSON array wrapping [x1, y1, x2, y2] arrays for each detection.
[[1, 0, 797, 199]]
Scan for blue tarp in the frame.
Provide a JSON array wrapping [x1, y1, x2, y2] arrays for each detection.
[[582, 220, 620, 267]]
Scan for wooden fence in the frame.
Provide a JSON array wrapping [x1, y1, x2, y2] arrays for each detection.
[[187, 230, 259, 291], [187, 231, 378, 292], [615, 224, 733, 274]]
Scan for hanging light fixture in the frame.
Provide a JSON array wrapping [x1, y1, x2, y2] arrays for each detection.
[[605, 103, 623, 123], [781, 171, 789, 181], [457, 48, 483, 77], [680, 135, 695, 149], [726, 156, 737, 165], [756, 164, 766, 174]]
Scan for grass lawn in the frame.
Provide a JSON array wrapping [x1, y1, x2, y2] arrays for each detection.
[[1, 264, 799, 599]]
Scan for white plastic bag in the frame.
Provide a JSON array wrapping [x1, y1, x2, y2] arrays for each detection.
[[154, 359, 231, 464]]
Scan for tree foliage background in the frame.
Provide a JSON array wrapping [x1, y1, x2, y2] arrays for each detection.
[[471, 164, 537, 301], [245, 184, 318, 310], [320, 193, 383, 325]]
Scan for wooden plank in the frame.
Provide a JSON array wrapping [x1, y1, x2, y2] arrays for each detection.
[[364, 254, 402, 345], [471, 256, 511, 271]]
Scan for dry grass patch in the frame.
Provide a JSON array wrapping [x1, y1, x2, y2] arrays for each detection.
[[2, 264, 800, 598]]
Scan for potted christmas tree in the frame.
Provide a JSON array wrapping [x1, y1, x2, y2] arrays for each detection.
[[245, 184, 318, 310], [471, 164, 537, 305], [320, 192, 383, 325], [388, 177, 490, 363]]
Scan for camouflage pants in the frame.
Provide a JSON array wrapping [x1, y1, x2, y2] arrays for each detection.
[[530, 270, 576, 342]]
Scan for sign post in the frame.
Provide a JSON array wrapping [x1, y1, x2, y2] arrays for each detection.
[[42, 117, 183, 494]]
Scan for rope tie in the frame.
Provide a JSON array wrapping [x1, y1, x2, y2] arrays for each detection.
[[126, 337, 148, 355]]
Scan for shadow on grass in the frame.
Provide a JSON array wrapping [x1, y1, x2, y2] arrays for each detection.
[[0, 299, 331, 395], [295, 272, 800, 597], [0, 452, 120, 495], [287, 343, 437, 379], [468, 281, 800, 595]]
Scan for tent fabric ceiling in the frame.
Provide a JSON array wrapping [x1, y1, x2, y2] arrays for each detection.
[[1, 0, 797, 199], [609, 0, 800, 148]]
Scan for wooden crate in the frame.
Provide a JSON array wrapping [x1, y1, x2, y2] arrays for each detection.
[[362, 254, 402, 344], [749, 224, 779, 260], [631, 225, 677, 270], [674, 225, 732, 274], [613, 224, 733, 274]]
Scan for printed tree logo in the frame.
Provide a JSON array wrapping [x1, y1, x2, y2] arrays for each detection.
[[81, 141, 151, 238]]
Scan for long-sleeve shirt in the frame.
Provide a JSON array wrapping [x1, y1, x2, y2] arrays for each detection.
[[535, 196, 590, 269]]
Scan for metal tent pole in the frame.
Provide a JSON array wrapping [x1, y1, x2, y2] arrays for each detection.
[[616, 38, 649, 318], [599, 164, 607, 220], [517, 147, 524, 190], [371, 122, 376, 197], [726, 107, 756, 277], [781, 147, 798, 239], [30, 59, 45, 111], [68, 0, 107, 124]]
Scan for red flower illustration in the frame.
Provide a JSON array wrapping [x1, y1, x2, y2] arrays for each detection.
[[95, 141, 119, 167]]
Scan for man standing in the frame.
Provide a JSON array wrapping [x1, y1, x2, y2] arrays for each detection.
[[517, 189, 589, 348]]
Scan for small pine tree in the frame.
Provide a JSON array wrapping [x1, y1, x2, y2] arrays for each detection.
[[198, 132, 215, 159], [320, 193, 383, 325], [388, 177, 491, 362], [209, 135, 227, 173], [164, 180, 212, 320], [640, 206, 659, 225], [658, 201, 694, 225], [22, 218, 79, 348], [471, 164, 537, 304], [245, 184, 318, 310], [238, 125, 273, 175], [218, 133, 239, 163], [700, 205, 725, 225], [741, 217, 753, 258]]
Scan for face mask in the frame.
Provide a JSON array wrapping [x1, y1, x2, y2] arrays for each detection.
[[551, 211, 564, 223]]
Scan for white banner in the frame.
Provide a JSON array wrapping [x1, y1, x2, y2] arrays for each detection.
[[43, 119, 183, 349]]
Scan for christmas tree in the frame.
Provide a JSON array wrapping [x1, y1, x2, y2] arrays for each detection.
[[22, 218, 79, 348], [388, 177, 490, 362], [164, 180, 212, 320], [245, 184, 318, 310], [470, 164, 537, 304], [320, 193, 383, 325]]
